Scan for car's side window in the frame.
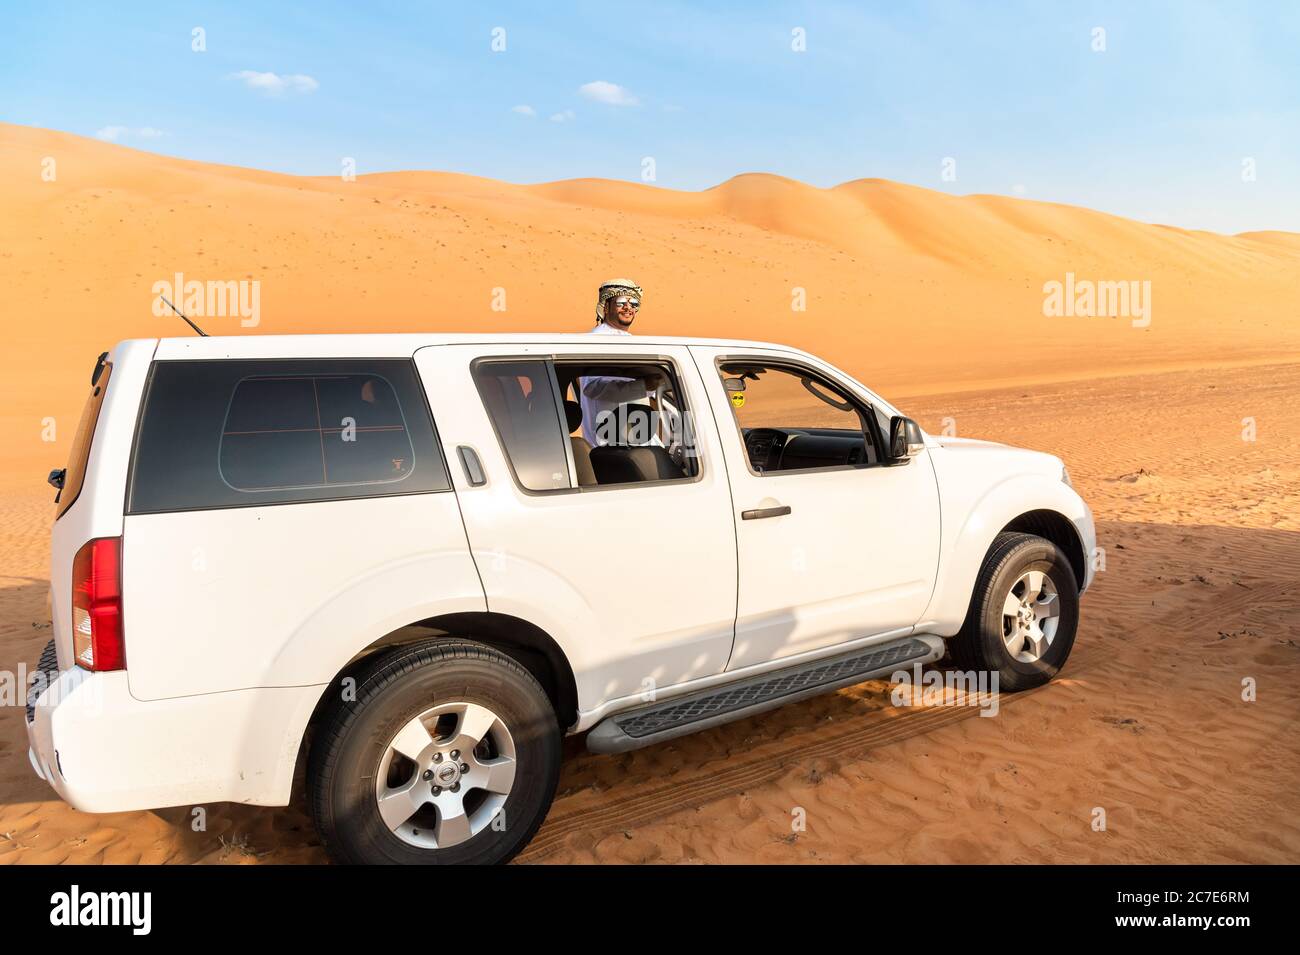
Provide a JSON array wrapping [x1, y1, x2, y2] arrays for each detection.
[[128, 359, 449, 514], [220, 373, 416, 491], [555, 358, 699, 488], [472, 360, 572, 491], [717, 360, 883, 474], [475, 356, 700, 492]]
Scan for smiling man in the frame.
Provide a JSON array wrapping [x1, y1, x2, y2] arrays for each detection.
[[580, 278, 663, 445], [591, 277, 643, 335]]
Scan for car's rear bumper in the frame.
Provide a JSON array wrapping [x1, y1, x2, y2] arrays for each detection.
[[26, 667, 323, 813]]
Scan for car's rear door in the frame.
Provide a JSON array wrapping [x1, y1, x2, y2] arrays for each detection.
[[414, 342, 738, 714]]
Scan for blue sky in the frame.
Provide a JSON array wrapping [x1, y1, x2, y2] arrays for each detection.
[[2, 1, 1297, 233]]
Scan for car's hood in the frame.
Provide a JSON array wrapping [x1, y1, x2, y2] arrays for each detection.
[[929, 433, 1064, 479], [932, 435, 1007, 451]]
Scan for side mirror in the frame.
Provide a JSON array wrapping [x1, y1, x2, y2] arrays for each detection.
[[889, 416, 925, 460]]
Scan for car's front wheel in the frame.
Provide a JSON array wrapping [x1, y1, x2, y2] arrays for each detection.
[[309, 639, 561, 865], [948, 532, 1080, 691]]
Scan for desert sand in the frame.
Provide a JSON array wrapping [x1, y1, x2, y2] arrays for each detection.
[[0, 123, 1297, 863]]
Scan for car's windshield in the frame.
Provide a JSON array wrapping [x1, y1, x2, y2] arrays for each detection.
[[722, 364, 862, 432]]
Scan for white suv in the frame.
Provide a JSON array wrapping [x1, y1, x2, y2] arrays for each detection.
[[28, 333, 1094, 864]]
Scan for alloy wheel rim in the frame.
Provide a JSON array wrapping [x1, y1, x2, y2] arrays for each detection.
[[1001, 569, 1061, 663], [374, 701, 517, 849]]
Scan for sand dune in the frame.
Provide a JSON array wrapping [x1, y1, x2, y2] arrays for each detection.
[[2, 122, 1299, 487]]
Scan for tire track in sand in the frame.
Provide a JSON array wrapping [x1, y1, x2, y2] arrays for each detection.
[[518, 687, 1033, 862]]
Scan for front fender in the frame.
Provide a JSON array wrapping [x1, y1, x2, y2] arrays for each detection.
[[919, 473, 1094, 635]]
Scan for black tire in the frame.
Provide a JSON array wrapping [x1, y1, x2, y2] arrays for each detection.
[[309, 639, 561, 865], [947, 532, 1079, 692]]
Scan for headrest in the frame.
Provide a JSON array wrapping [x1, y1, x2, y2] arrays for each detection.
[[606, 403, 658, 446], [562, 399, 583, 434]]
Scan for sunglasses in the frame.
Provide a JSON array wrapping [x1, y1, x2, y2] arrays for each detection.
[[613, 298, 640, 309]]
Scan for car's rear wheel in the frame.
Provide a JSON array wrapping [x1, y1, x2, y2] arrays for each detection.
[[309, 639, 561, 865], [948, 532, 1079, 691]]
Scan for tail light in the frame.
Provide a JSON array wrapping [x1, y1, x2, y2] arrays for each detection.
[[72, 537, 124, 671]]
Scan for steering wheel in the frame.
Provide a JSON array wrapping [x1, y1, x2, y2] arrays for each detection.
[[653, 392, 690, 469]]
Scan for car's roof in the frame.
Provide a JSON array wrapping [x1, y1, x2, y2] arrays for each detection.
[[149, 332, 804, 361]]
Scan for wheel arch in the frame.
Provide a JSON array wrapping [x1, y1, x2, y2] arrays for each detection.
[[921, 474, 1094, 635], [999, 509, 1087, 590], [289, 612, 579, 799]]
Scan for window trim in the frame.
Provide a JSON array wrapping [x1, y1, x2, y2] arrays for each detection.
[[545, 366, 582, 489], [125, 357, 452, 516], [713, 355, 888, 479], [472, 354, 706, 497]]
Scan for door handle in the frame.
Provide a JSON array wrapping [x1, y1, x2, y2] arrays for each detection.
[[741, 505, 791, 520], [457, 446, 486, 487]]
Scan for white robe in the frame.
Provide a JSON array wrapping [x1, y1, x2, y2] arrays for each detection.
[[579, 322, 654, 446]]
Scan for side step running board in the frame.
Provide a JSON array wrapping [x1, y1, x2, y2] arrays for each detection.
[[586, 635, 943, 754]]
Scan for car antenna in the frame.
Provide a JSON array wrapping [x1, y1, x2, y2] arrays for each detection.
[[159, 295, 208, 337]]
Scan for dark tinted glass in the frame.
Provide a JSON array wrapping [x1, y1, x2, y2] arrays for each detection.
[[56, 358, 113, 519], [219, 374, 416, 490], [129, 359, 448, 513], [473, 361, 571, 491]]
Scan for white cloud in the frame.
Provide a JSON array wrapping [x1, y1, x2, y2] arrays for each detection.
[[231, 70, 319, 96], [511, 104, 536, 117], [578, 80, 638, 106], [549, 109, 576, 123], [95, 126, 165, 142]]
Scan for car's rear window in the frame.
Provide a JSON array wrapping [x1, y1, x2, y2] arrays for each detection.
[[56, 357, 112, 519], [128, 359, 449, 514]]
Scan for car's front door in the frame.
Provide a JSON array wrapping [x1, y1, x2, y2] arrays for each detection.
[[414, 342, 738, 714], [690, 346, 941, 671]]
